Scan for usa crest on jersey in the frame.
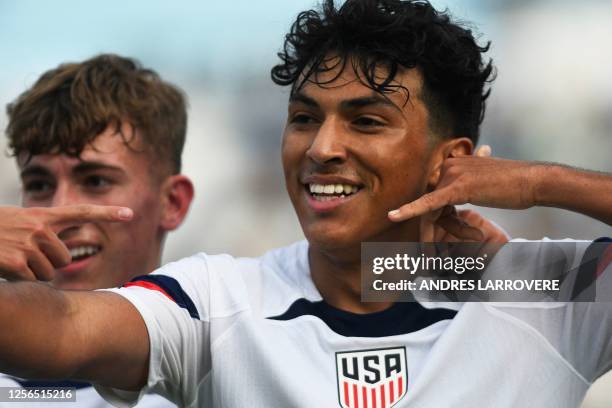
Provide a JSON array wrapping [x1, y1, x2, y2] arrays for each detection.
[[336, 346, 408, 408]]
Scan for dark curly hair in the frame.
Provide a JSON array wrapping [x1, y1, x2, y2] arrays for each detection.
[[271, 0, 494, 143], [7, 54, 187, 174]]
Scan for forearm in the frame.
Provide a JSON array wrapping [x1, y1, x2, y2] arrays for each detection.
[[534, 164, 612, 226], [0, 282, 78, 379], [0, 282, 149, 390]]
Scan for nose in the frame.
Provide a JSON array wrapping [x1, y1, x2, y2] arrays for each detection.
[[52, 184, 87, 238], [306, 117, 347, 165], [50, 183, 82, 207]]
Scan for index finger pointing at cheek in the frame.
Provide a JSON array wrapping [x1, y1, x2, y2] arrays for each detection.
[[388, 188, 454, 222], [47, 205, 134, 232]]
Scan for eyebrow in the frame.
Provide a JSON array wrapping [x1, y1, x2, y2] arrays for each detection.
[[289, 91, 401, 112], [71, 161, 125, 174], [289, 92, 319, 108], [341, 95, 400, 111], [20, 161, 125, 179], [20, 165, 51, 179]]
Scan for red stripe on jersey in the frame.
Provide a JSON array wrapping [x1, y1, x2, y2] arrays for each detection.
[[124, 281, 174, 302], [344, 382, 350, 408], [380, 383, 385, 408], [362, 386, 368, 408], [597, 245, 612, 277], [398, 376, 403, 396], [371, 388, 377, 408], [353, 383, 359, 408], [389, 380, 395, 403]]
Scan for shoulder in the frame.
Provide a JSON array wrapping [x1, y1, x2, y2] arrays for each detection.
[[150, 241, 314, 319]]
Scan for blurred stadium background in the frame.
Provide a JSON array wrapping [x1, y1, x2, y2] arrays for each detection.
[[0, 0, 610, 406]]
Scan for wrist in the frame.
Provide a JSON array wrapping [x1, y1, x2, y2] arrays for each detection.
[[531, 163, 565, 207]]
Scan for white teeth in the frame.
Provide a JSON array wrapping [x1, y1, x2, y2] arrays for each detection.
[[308, 183, 360, 196], [69, 246, 100, 259]]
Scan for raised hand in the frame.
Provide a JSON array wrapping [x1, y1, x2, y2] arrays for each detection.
[[0, 205, 133, 282], [389, 152, 538, 224], [406, 145, 510, 243]]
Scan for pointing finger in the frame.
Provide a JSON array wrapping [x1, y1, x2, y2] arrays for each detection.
[[46, 205, 133, 232], [389, 188, 454, 222]]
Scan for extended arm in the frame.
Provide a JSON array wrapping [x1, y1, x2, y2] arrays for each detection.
[[0, 281, 149, 391]]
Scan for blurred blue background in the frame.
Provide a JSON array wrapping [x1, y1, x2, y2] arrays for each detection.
[[0, 1, 610, 405]]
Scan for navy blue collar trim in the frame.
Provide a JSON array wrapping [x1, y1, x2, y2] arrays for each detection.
[[268, 298, 457, 337]]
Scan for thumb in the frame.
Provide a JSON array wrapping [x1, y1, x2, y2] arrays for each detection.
[[474, 145, 492, 157]]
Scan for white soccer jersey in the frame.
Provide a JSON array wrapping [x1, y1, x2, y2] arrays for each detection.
[[96, 239, 612, 408]]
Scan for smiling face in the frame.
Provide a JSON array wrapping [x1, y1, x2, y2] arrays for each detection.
[[282, 63, 437, 251], [18, 124, 166, 290]]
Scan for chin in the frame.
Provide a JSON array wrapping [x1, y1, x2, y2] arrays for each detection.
[[303, 224, 362, 250]]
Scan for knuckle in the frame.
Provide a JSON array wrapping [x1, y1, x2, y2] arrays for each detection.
[[422, 193, 433, 205], [41, 225, 56, 239], [31, 222, 48, 236], [443, 189, 456, 206], [8, 254, 28, 273], [20, 234, 37, 250], [422, 193, 437, 210], [77, 204, 94, 218]]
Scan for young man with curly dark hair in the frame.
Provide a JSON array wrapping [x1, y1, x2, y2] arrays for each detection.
[[0, 1, 610, 407]]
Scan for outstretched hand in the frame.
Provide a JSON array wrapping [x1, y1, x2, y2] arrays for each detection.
[[0, 205, 133, 282]]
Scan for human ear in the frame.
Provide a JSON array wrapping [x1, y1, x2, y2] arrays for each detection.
[[426, 137, 473, 188], [159, 174, 194, 231]]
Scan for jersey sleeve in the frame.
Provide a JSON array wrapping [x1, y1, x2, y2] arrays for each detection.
[[93, 254, 212, 407], [492, 238, 612, 383], [0, 373, 21, 387]]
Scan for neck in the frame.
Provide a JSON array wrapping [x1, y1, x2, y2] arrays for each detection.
[[147, 235, 165, 272], [309, 218, 420, 314], [135, 235, 164, 280]]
